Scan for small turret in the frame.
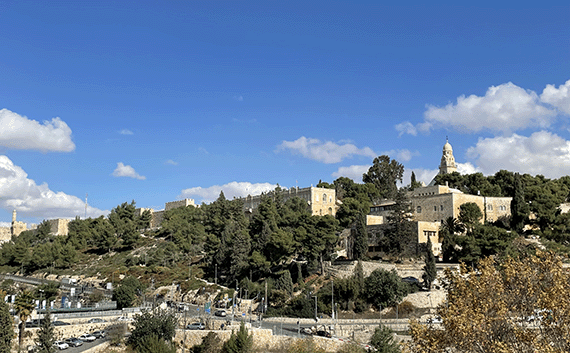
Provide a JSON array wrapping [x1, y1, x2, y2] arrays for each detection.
[[12, 210, 16, 223]]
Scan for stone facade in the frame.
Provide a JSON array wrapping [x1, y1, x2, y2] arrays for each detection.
[[411, 184, 511, 224], [240, 186, 338, 216], [48, 218, 70, 236], [165, 198, 195, 211], [136, 198, 196, 229]]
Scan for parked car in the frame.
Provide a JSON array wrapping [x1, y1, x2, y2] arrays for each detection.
[[301, 327, 313, 335], [78, 334, 97, 342], [91, 330, 106, 339], [87, 318, 106, 323], [214, 310, 227, 317], [53, 341, 69, 350], [427, 316, 443, 324], [64, 338, 83, 347], [315, 330, 332, 338], [186, 322, 205, 330], [117, 316, 132, 322], [53, 321, 70, 326]]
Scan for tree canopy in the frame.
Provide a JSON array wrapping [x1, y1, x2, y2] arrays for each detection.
[[407, 251, 570, 353]]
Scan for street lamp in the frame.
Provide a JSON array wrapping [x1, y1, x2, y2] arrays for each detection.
[[313, 296, 318, 322]]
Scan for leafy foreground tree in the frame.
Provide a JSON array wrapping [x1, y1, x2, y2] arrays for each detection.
[[365, 268, 409, 310], [0, 296, 12, 353], [221, 322, 253, 353], [370, 325, 400, 353], [406, 251, 570, 353], [35, 309, 55, 353], [128, 309, 177, 352]]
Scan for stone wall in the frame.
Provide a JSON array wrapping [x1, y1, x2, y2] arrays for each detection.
[[174, 326, 346, 352], [0, 227, 11, 243], [165, 199, 195, 211], [48, 218, 69, 236]]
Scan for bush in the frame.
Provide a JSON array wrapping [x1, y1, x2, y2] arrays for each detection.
[[136, 334, 176, 353], [128, 309, 177, 351], [285, 338, 326, 353], [221, 322, 252, 353], [191, 332, 221, 353], [369, 325, 400, 353]]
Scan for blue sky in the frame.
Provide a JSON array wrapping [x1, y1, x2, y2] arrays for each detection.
[[1, 1, 570, 225]]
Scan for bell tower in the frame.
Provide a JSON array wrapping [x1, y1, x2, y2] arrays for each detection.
[[439, 138, 457, 175]]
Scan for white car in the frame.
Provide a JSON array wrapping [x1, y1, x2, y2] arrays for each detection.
[[53, 341, 69, 350], [78, 334, 96, 342], [117, 316, 133, 322]]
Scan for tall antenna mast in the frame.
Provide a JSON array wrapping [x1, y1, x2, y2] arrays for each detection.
[[84, 193, 88, 219]]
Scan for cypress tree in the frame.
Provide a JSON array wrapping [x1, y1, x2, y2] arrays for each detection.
[[422, 238, 437, 290], [510, 172, 529, 234]]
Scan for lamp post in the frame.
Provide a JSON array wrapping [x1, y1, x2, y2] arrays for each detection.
[[313, 296, 318, 322]]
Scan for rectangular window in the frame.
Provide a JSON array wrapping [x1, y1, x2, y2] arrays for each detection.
[[417, 206, 422, 213], [434, 206, 437, 211], [440, 205, 444, 211], [487, 204, 493, 211]]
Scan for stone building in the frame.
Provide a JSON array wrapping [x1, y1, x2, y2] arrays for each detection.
[[136, 198, 196, 228], [240, 186, 339, 216], [365, 139, 512, 258], [47, 218, 70, 236], [0, 210, 30, 243]]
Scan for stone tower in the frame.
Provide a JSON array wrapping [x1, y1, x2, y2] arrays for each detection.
[[439, 138, 457, 175], [12, 210, 16, 223]]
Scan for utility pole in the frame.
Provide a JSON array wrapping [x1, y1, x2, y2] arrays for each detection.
[[215, 264, 217, 285]]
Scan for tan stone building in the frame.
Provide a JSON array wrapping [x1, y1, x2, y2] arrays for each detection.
[[136, 198, 196, 228], [366, 140, 512, 258], [240, 186, 338, 216], [47, 218, 70, 236]]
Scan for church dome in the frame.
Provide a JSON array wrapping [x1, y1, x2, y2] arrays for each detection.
[[443, 141, 452, 151]]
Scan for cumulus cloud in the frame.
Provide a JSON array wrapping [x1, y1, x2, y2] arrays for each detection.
[[395, 122, 418, 136], [112, 163, 146, 180], [179, 181, 278, 203], [331, 165, 370, 181], [277, 137, 377, 164], [402, 168, 440, 187], [424, 83, 556, 134], [0, 155, 107, 219], [466, 131, 570, 178], [0, 108, 75, 152], [165, 159, 178, 166], [119, 129, 134, 135], [541, 79, 570, 115], [456, 162, 480, 175]]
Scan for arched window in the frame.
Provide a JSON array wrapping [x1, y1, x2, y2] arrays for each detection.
[[417, 206, 422, 213], [323, 193, 327, 203]]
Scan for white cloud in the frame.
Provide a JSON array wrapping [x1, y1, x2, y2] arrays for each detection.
[[395, 122, 418, 136], [456, 162, 480, 175], [277, 137, 377, 164], [331, 165, 370, 181], [165, 159, 178, 166], [0, 155, 107, 219], [179, 181, 278, 203], [112, 163, 146, 180], [424, 83, 556, 134], [541, 79, 570, 115], [466, 131, 570, 178], [0, 108, 75, 152], [402, 168, 440, 187], [0, 222, 10, 228], [119, 129, 134, 135]]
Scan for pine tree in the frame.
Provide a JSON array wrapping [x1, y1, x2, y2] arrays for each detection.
[[35, 309, 55, 353], [0, 299, 12, 353], [369, 325, 401, 353]]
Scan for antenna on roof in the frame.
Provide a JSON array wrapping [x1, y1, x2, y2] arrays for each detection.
[[84, 193, 88, 219]]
